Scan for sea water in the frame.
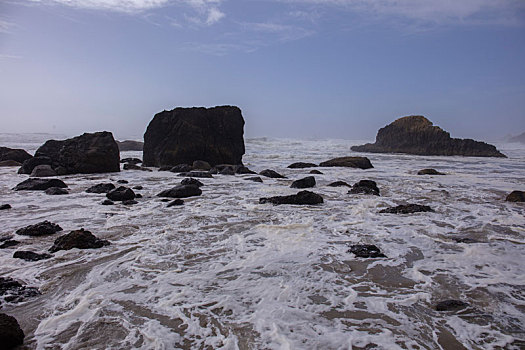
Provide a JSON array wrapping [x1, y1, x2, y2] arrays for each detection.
[[0, 134, 524, 349]]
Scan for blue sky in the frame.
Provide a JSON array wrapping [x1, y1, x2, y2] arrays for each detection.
[[1, 0, 524, 140]]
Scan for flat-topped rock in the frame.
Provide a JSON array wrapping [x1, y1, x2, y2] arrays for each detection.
[[351, 116, 506, 157], [13, 251, 53, 262], [380, 204, 433, 214], [259, 190, 323, 205], [417, 168, 445, 175], [157, 185, 202, 198], [260, 169, 286, 178], [13, 178, 67, 191], [287, 162, 317, 169], [319, 157, 373, 169]]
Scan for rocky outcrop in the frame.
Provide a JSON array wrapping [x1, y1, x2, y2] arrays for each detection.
[[19, 132, 120, 175], [435, 300, 469, 312], [0, 147, 32, 164], [505, 191, 525, 202], [290, 176, 316, 189], [260, 169, 286, 178], [49, 229, 110, 252], [348, 180, 380, 196], [13, 178, 67, 191], [143, 106, 245, 167], [86, 183, 115, 194], [417, 168, 445, 175], [157, 185, 202, 198], [120, 158, 142, 164], [0, 277, 40, 303], [0, 204, 12, 210], [351, 116, 506, 157], [16, 221, 63, 236], [181, 178, 204, 187], [106, 187, 135, 201], [13, 251, 53, 262], [319, 157, 373, 169], [259, 191, 323, 205], [0, 313, 25, 349], [177, 171, 213, 178], [348, 244, 386, 258], [287, 162, 317, 169], [117, 140, 144, 151], [380, 204, 433, 214], [246, 176, 263, 183], [167, 199, 184, 207]]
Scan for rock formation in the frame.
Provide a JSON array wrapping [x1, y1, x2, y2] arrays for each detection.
[[319, 157, 373, 169], [0, 147, 32, 164], [351, 116, 506, 157], [143, 106, 245, 167], [117, 140, 144, 151]]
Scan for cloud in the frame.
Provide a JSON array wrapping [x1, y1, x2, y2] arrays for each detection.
[[206, 7, 224, 25], [0, 19, 15, 33]]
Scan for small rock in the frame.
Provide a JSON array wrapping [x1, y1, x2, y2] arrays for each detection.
[[123, 163, 152, 172], [45, 187, 68, 195], [13, 251, 53, 262], [259, 169, 286, 179], [160, 198, 171, 202], [132, 185, 143, 190], [106, 186, 135, 201], [309, 170, 323, 174], [30, 164, 57, 177], [235, 166, 256, 174], [157, 185, 202, 198], [13, 178, 67, 191], [192, 160, 211, 171], [101, 199, 114, 205], [0, 277, 40, 303], [379, 204, 433, 214], [245, 176, 263, 183], [120, 157, 142, 164], [0, 240, 19, 249], [505, 191, 525, 202], [122, 200, 138, 205], [290, 176, 316, 189], [86, 183, 115, 194], [181, 178, 204, 187], [220, 167, 235, 175], [134, 193, 142, 198], [17, 156, 52, 175], [348, 244, 386, 258], [49, 228, 110, 252], [0, 204, 11, 210], [259, 190, 323, 205], [170, 164, 193, 173], [435, 300, 469, 312], [117, 179, 129, 184], [327, 181, 351, 187], [0, 313, 25, 349], [287, 162, 318, 169], [417, 168, 445, 175], [0, 160, 22, 167], [177, 171, 213, 178], [319, 157, 373, 169], [167, 199, 184, 207], [452, 237, 480, 244], [16, 221, 63, 237], [348, 180, 380, 196]]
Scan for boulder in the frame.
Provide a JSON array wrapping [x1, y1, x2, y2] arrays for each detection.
[[122, 200, 138, 205], [0, 204, 11, 210], [0, 160, 22, 167], [181, 178, 204, 187], [287, 162, 317, 169], [143, 106, 245, 167], [169, 164, 193, 173], [18, 156, 52, 174], [380, 204, 433, 214], [505, 191, 525, 202], [135, 194, 142, 198], [117, 179, 128, 184], [167, 199, 184, 207], [116, 140, 144, 151], [290, 176, 316, 189], [133, 185, 143, 190], [0, 277, 40, 303], [309, 170, 323, 175], [123, 163, 152, 172], [13, 178, 67, 191], [0, 147, 32, 163], [0, 313, 25, 349], [177, 171, 213, 178], [86, 183, 115, 194], [13, 251, 53, 262], [120, 158, 142, 164], [319, 157, 373, 169], [16, 221, 63, 236], [435, 300, 469, 312], [351, 116, 506, 157], [45, 187, 68, 195], [0, 240, 19, 249], [348, 180, 380, 196], [20, 132, 120, 175], [259, 190, 323, 205], [219, 167, 235, 175], [30, 164, 57, 177], [259, 169, 286, 178], [348, 244, 386, 258], [418, 168, 445, 175], [49, 228, 110, 252], [106, 187, 135, 201], [192, 160, 211, 171], [101, 199, 114, 205], [157, 185, 202, 198], [327, 181, 351, 187], [245, 176, 263, 183], [235, 165, 256, 174]]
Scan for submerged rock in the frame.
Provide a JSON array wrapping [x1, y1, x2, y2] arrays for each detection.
[[16, 221, 63, 237], [192, 160, 211, 171], [327, 181, 351, 187], [0, 147, 32, 163], [417, 168, 445, 175], [452, 237, 480, 244], [86, 183, 115, 194], [0, 204, 11, 210], [0, 160, 22, 167], [116, 140, 143, 151], [45, 187, 68, 195], [348, 180, 380, 196], [245, 176, 263, 183], [167, 199, 184, 207], [259, 190, 323, 205], [259, 169, 286, 179], [219, 167, 235, 175], [13, 178, 67, 191], [380, 204, 433, 214], [351, 116, 506, 157], [0, 240, 19, 249], [169, 164, 193, 173], [133, 185, 143, 190], [49, 228, 110, 252], [17, 156, 52, 175], [290, 176, 316, 189], [106, 186, 135, 201], [0, 313, 25, 349], [101, 199, 114, 205], [287, 162, 317, 169], [123, 163, 152, 172], [13, 251, 53, 262], [181, 178, 204, 187], [30, 164, 57, 177], [122, 200, 138, 205], [0, 277, 40, 303], [435, 300, 469, 312], [117, 179, 128, 184], [505, 191, 525, 202], [157, 185, 202, 198], [235, 165, 256, 174], [319, 157, 373, 169], [309, 170, 323, 175], [120, 157, 142, 164], [177, 171, 213, 178], [348, 244, 386, 258]]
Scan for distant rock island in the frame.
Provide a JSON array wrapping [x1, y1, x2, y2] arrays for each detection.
[[509, 132, 525, 144], [351, 116, 506, 157], [117, 140, 144, 151]]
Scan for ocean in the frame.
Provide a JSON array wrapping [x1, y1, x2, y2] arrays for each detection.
[[1, 133, 524, 349]]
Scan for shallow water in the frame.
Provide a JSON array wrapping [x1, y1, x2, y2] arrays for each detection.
[[1, 134, 524, 349]]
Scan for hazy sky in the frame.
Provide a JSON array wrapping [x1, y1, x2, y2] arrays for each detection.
[[1, 0, 524, 141]]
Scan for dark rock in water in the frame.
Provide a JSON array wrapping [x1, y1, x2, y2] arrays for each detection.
[[170, 164, 192, 173], [177, 171, 213, 178], [158, 166, 172, 171], [45, 187, 68, 195], [134, 194, 142, 199], [122, 200, 138, 205], [13, 251, 53, 262], [260, 169, 286, 179], [13, 178, 67, 191], [117, 179, 129, 184], [235, 165, 256, 174], [49, 228, 110, 252], [167, 199, 184, 207], [0, 277, 40, 303], [120, 157, 142, 164], [219, 167, 235, 175], [351, 116, 506, 157], [246, 176, 263, 183], [133, 185, 143, 190], [116, 140, 144, 151], [291, 176, 316, 189], [0, 204, 11, 210], [320, 157, 373, 169], [0, 147, 32, 163], [0, 160, 22, 167], [192, 160, 211, 171], [349, 180, 380, 196], [86, 183, 115, 194], [30, 164, 57, 177], [123, 163, 152, 172], [181, 178, 204, 187], [20, 131, 120, 175], [348, 244, 386, 258], [435, 300, 469, 312], [106, 186, 135, 201], [380, 204, 433, 214], [143, 106, 245, 167], [327, 181, 351, 187], [0, 240, 19, 249], [418, 168, 445, 175], [160, 198, 171, 202], [287, 162, 318, 169], [309, 170, 323, 175], [452, 237, 480, 244], [16, 221, 63, 237], [157, 185, 202, 198], [505, 191, 525, 202], [0, 313, 25, 349], [259, 190, 323, 205], [101, 199, 114, 205], [18, 156, 52, 175]]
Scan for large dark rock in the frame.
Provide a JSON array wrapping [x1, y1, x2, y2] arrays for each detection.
[[259, 190, 323, 205], [351, 116, 506, 157], [348, 180, 380, 196], [49, 228, 110, 252], [290, 176, 316, 189], [19, 132, 120, 175], [157, 185, 202, 198], [0, 147, 32, 163], [0, 204, 12, 210], [106, 187, 135, 201], [506, 191, 525, 202], [0, 277, 40, 303], [380, 204, 433, 214], [143, 106, 245, 167], [86, 183, 115, 194], [319, 157, 373, 169], [0, 240, 19, 249], [13, 178, 67, 191], [116, 140, 144, 151], [435, 300, 469, 312], [349, 244, 386, 258], [287, 162, 317, 169], [13, 251, 53, 262], [16, 221, 63, 236], [30, 164, 57, 177], [0, 313, 25, 349], [259, 169, 286, 178]]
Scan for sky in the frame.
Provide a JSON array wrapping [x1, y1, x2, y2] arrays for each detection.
[[1, 0, 525, 141]]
